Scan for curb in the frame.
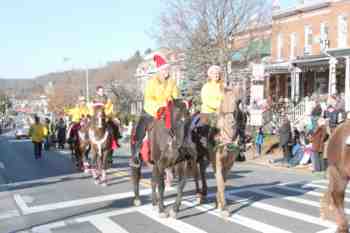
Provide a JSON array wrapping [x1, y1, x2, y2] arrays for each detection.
[[245, 159, 313, 175]]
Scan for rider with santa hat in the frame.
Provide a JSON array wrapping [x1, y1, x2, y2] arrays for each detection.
[[130, 53, 179, 167]]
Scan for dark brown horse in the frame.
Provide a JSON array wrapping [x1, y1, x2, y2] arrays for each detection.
[[71, 117, 91, 173], [89, 105, 113, 186], [320, 119, 350, 233], [131, 99, 195, 218]]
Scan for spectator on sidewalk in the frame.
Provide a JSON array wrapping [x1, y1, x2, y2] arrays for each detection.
[[324, 103, 338, 134], [56, 118, 66, 149], [279, 116, 292, 165], [255, 127, 264, 157], [311, 118, 328, 173], [29, 116, 48, 160]]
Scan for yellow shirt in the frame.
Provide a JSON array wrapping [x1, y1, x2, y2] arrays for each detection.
[[29, 123, 48, 143], [67, 105, 90, 123], [201, 81, 223, 114], [143, 75, 179, 117]]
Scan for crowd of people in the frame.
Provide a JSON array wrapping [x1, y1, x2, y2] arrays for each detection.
[[256, 94, 346, 176]]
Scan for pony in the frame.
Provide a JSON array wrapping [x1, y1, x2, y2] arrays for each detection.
[[89, 105, 113, 186], [320, 119, 350, 233]]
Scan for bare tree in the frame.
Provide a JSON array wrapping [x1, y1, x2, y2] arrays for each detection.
[[154, 0, 270, 94]]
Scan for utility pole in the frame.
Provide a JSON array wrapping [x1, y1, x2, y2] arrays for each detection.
[[86, 68, 89, 102]]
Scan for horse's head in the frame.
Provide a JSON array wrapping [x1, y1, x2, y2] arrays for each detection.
[[92, 105, 106, 129], [217, 86, 242, 143], [164, 99, 191, 161]]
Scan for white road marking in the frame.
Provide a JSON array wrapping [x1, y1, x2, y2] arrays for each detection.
[[182, 200, 292, 233], [0, 210, 20, 220], [316, 228, 338, 233], [76, 207, 140, 223], [0, 162, 5, 169], [276, 184, 350, 203], [228, 193, 335, 228], [137, 205, 208, 233], [14, 187, 174, 215], [90, 217, 129, 233], [31, 221, 65, 233], [14, 194, 31, 215]]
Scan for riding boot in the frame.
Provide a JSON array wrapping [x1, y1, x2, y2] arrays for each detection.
[[129, 144, 141, 168]]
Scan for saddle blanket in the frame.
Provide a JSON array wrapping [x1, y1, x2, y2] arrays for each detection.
[[346, 136, 350, 145]]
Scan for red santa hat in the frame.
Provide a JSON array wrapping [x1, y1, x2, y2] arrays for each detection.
[[154, 54, 169, 71]]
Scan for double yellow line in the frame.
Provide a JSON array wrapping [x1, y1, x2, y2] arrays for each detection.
[[112, 170, 152, 187]]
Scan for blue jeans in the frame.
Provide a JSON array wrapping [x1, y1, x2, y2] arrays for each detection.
[[256, 144, 262, 155], [33, 142, 43, 159], [311, 152, 322, 172]]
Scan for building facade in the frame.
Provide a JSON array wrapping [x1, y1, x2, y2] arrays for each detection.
[[267, 0, 350, 105]]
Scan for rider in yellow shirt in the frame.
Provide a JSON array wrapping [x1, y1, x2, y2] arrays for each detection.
[[66, 96, 89, 142], [130, 54, 179, 167], [198, 65, 224, 148]]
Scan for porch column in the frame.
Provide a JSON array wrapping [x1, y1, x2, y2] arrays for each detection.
[[328, 57, 338, 96], [345, 56, 350, 112], [291, 70, 295, 101], [295, 68, 301, 100]]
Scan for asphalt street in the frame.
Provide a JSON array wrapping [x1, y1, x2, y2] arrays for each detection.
[[0, 131, 343, 233]]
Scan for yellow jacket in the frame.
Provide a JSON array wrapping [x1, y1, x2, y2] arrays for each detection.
[[88, 99, 114, 118], [144, 75, 179, 117], [201, 81, 223, 114], [29, 123, 48, 143], [67, 105, 90, 123]]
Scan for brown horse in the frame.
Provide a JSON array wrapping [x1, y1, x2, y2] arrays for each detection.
[[131, 100, 195, 218], [89, 105, 113, 186], [320, 119, 350, 233], [74, 117, 91, 173], [211, 87, 241, 217]]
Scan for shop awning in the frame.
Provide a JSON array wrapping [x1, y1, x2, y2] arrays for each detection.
[[265, 62, 291, 74], [326, 48, 350, 57]]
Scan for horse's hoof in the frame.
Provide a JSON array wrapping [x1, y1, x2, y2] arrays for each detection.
[[169, 209, 178, 219], [133, 199, 141, 207], [101, 182, 107, 187], [152, 205, 159, 212], [220, 210, 230, 219], [94, 180, 100, 185], [159, 212, 168, 219], [84, 169, 90, 174]]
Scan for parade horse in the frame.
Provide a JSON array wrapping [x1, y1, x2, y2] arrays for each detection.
[[89, 105, 113, 186], [73, 117, 91, 173], [320, 119, 350, 233], [131, 99, 197, 218], [192, 86, 241, 217]]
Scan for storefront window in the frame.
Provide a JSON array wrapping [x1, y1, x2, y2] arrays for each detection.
[[304, 25, 312, 55], [338, 15, 348, 48]]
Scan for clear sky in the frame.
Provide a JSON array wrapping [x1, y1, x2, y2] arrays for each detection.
[[0, 0, 297, 79]]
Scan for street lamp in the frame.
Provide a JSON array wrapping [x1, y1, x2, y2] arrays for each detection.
[[63, 57, 90, 102]]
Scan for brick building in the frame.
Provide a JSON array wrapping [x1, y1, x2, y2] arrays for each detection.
[[266, 0, 350, 108]]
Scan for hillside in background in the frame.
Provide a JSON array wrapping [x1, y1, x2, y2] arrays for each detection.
[[0, 51, 143, 100]]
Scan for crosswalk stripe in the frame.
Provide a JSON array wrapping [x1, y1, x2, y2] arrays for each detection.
[[228, 192, 335, 228], [182, 200, 292, 233], [138, 205, 208, 233], [90, 217, 129, 233], [31, 221, 66, 233], [255, 188, 350, 216], [0, 209, 20, 220], [276, 185, 350, 203], [76, 207, 140, 222]]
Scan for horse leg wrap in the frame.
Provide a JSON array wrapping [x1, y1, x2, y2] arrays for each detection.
[[83, 162, 90, 173]]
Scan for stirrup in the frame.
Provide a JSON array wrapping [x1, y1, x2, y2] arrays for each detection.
[[129, 157, 141, 168]]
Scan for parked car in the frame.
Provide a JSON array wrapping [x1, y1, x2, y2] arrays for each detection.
[[15, 124, 30, 139]]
